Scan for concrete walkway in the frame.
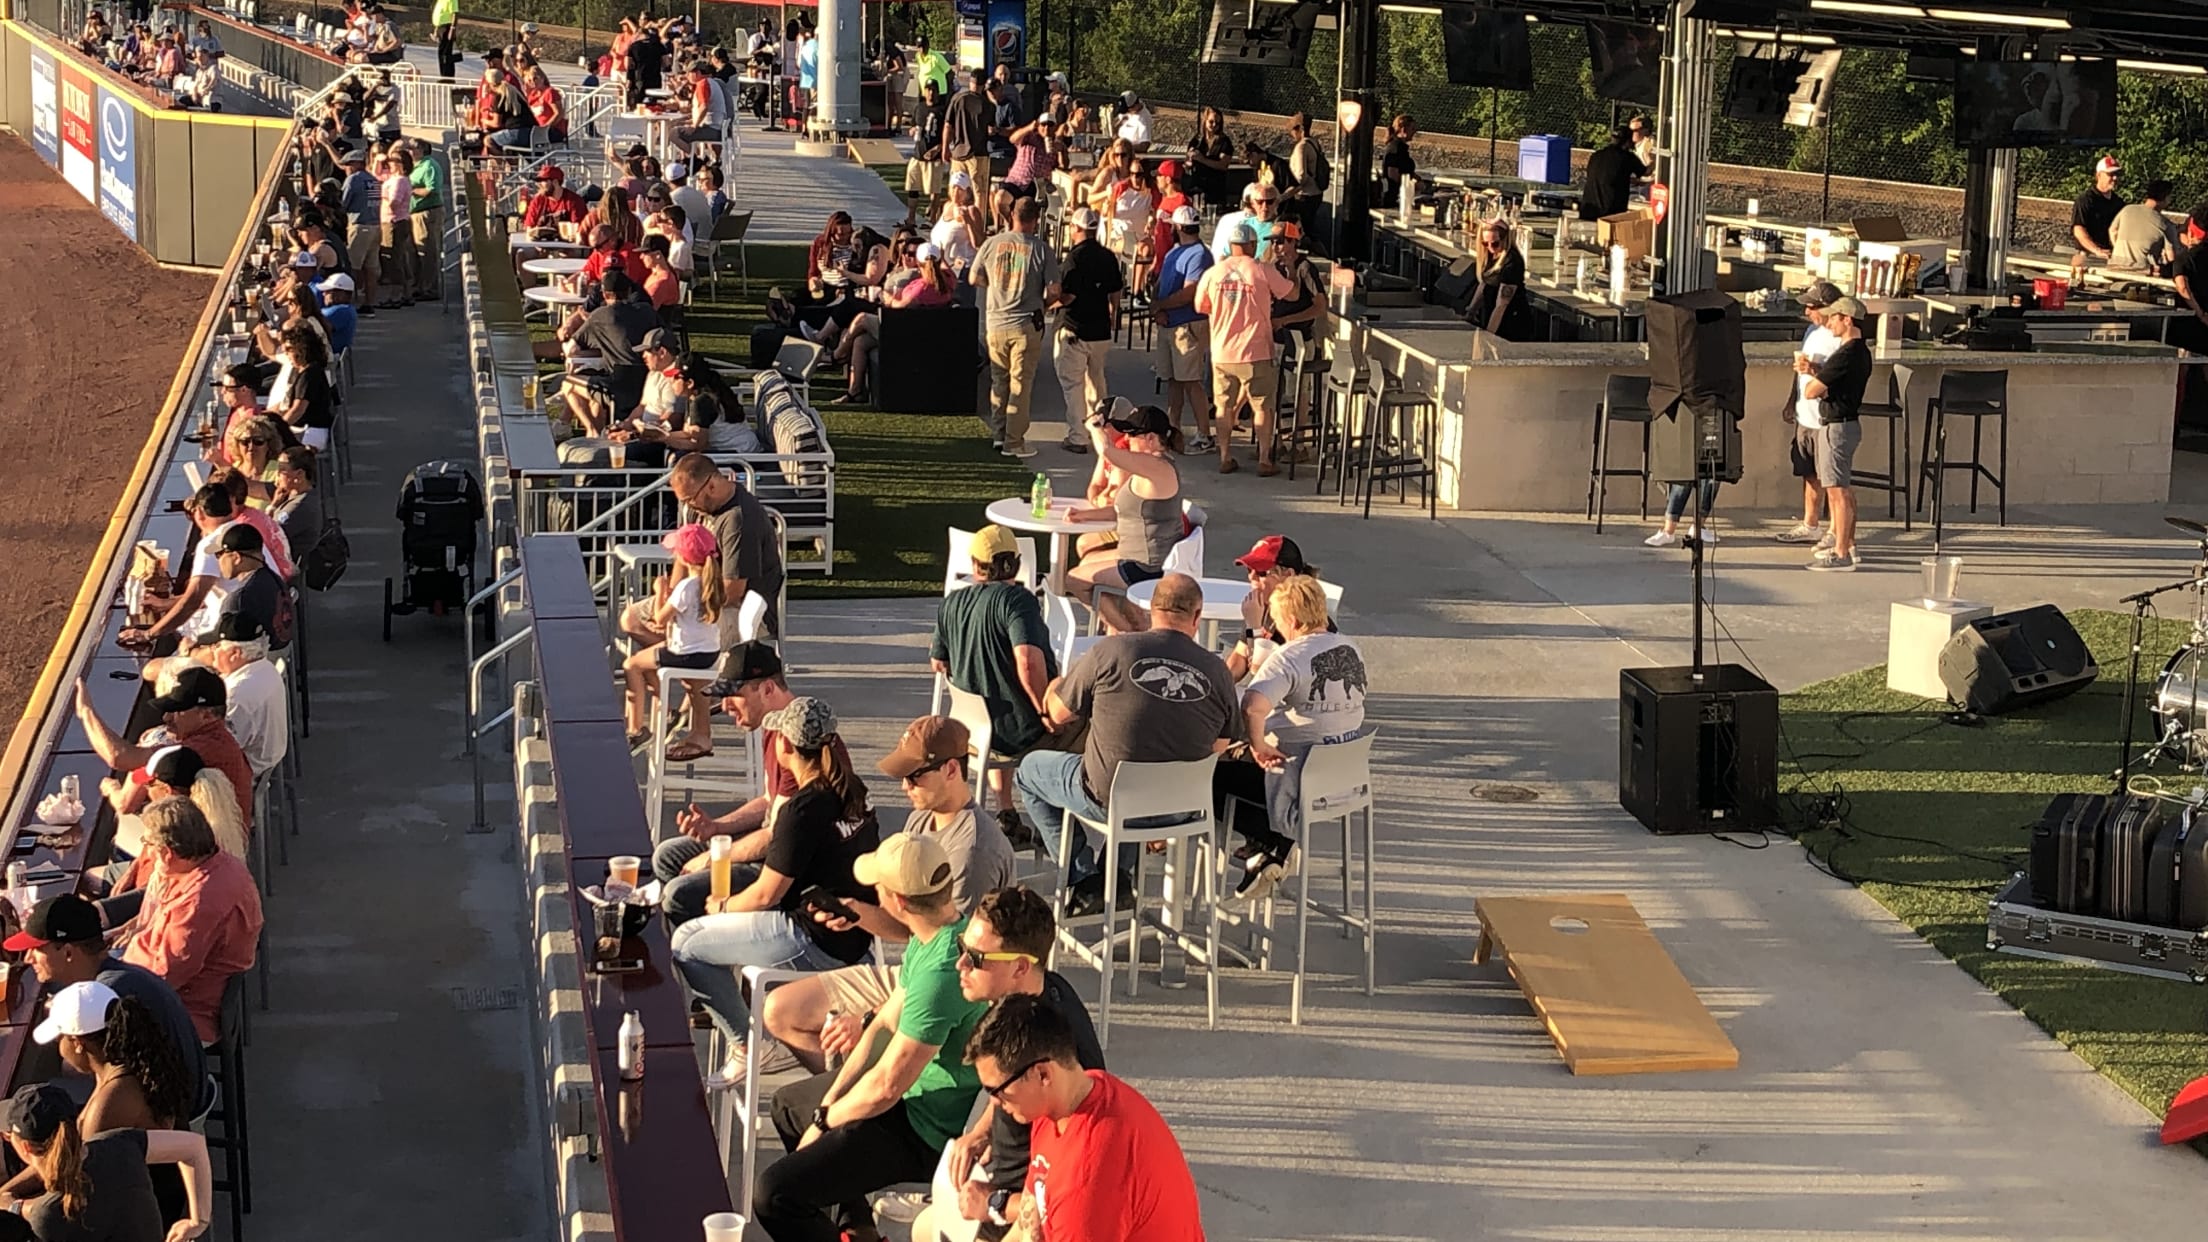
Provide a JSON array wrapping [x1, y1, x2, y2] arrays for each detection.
[[243, 294, 551, 1240], [744, 340, 2208, 1239]]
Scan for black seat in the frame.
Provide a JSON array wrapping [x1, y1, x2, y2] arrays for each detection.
[[1353, 370, 1440, 520], [1918, 369, 2008, 528], [1852, 372, 1911, 527], [1587, 374, 1654, 533], [200, 973, 253, 1241]]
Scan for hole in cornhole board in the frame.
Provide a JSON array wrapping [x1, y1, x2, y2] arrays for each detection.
[[1550, 916, 1590, 934]]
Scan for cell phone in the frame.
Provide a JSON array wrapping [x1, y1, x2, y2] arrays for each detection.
[[590, 957, 646, 975], [798, 885, 859, 923]]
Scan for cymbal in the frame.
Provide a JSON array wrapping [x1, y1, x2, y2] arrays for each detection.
[[2168, 515, 2208, 538]]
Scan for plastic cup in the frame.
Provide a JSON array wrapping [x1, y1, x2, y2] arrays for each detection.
[[609, 441, 628, 469], [1920, 555, 1964, 605], [703, 1214, 746, 1242], [709, 835, 734, 902], [608, 855, 641, 889]]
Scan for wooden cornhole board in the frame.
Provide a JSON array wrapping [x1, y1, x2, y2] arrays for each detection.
[[847, 138, 903, 167], [1473, 892, 1738, 1076]]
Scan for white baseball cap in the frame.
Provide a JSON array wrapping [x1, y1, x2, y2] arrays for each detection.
[[317, 272, 356, 293], [2096, 155, 2122, 175], [948, 169, 974, 189], [1069, 207, 1100, 231], [916, 242, 941, 261], [33, 980, 118, 1046], [667, 160, 689, 181], [1169, 205, 1201, 227]]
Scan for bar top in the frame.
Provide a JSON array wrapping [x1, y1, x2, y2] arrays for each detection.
[[1368, 323, 2186, 371]]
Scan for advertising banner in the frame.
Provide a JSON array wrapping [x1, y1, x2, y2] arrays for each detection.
[[28, 50, 59, 166], [58, 66, 97, 201], [96, 88, 138, 242], [985, 0, 1026, 69]]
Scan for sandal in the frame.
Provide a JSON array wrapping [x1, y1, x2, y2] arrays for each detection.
[[666, 739, 714, 763]]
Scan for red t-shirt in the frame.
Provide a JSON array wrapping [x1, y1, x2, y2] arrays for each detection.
[[1026, 1071, 1205, 1242], [1150, 191, 1190, 269], [582, 244, 650, 287], [522, 187, 589, 230]]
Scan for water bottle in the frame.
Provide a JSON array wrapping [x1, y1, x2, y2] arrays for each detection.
[[617, 1011, 645, 1081], [1030, 472, 1051, 519]]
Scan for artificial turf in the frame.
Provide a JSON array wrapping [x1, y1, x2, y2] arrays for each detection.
[[1779, 608, 2208, 1116]]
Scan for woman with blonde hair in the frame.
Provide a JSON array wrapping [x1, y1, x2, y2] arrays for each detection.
[[587, 185, 646, 250], [135, 746, 248, 863]]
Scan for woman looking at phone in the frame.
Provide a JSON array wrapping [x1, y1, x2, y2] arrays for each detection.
[[671, 697, 881, 1086]]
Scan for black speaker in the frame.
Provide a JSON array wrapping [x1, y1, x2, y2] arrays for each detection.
[[1784, 50, 1844, 129], [1442, 10, 1534, 91], [1646, 290, 1747, 485], [1937, 605, 2099, 715], [1202, 0, 1319, 69], [1619, 665, 1781, 835], [1724, 50, 1807, 124]]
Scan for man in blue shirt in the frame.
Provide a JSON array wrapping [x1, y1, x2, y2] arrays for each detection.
[[336, 145, 383, 313], [1149, 205, 1216, 451], [317, 273, 360, 354]]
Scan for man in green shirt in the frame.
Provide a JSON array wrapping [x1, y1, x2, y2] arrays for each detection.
[[911, 34, 951, 99], [759, 834, 987, 1242], [405, 138, 445, 300], [932, 524, 1059, 844]]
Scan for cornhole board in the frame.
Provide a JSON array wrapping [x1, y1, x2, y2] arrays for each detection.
[[848, 138, 903, 167], [1473, 892, 1738, 1076]]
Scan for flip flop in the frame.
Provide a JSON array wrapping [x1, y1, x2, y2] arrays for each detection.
[[666, 739, 714, 763]]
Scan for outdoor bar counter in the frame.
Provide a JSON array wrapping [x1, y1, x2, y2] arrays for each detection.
[[1361, 322, 2182, 514]]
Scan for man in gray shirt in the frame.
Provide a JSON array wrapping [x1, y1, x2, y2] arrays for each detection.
[[336, 144, 383, 309], [2109, 179, 2186, 275], [1016, 573, 1240, 916], [762, 715, 1016, 1072], [971, 195, 1060, 459]]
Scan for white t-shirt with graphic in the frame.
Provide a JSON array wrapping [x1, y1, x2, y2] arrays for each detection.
[[1247, 632, 1367, 747]]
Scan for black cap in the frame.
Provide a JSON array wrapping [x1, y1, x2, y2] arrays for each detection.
[[150, 666, 227, 715], [211, 613, 269, 644], [3, 895, 104, 952], [1800, 280, 1842, 309], [148, 745, 208, 790], [3, 1085, 71, 1145], [216, 524, 265, 556], [703, 641, 784, 698]]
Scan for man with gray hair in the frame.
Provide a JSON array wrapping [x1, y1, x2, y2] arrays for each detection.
[[119, 798, 263, 1044], [201, 613, 288, 779], [1052, 208, 1124, 453]]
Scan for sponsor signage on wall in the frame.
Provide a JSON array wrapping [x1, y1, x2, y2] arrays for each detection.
[[28, 50, 59, 166], [96, 88, 138, 242], [58, 65, 97, 201]]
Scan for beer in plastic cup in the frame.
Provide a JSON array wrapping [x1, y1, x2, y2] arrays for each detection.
[[608, 855, 641, 892], [609, 441, 628, 469], [703, 1214, 745, 1242], [709, 835, 734, 902]]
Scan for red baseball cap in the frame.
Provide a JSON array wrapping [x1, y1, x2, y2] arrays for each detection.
[[1235, 535, 1309, 575], [1158, 159, 1183, 180], [537, 164, 566, 181]]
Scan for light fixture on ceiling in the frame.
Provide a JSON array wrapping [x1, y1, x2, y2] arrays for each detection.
[[2117, 58, 2208, 75], [1375, 3, 1442, 13], [1809, 1, 1927, 16], [1923, 7, 2073, 29]]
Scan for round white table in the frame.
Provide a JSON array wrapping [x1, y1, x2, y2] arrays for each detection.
[[984, 497, 1112, 596], [1125, 575, 1250, 649], [523, 285, 585, 317], [522, 256, 587, 277], [508, 235, 588, 252]]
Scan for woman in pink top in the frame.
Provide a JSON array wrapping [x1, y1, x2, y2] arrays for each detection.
[[377, 150, 418, 308]]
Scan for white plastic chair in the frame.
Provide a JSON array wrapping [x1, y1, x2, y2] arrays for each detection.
[[1055, 753, 1224, 1048], [1043, 592, 1081, 669], [1161, 524, 1205, 578], [943, 683, 996, 794], [719, 965, 814, 1216], [942, 526, 1040, 594], [642, 592, 769, 836]]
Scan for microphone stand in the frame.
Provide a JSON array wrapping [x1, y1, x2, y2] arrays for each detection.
[[2112, 572, 2208, 792]]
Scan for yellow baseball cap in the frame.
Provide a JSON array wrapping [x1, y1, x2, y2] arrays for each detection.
[[969, 525, 1018, 562]]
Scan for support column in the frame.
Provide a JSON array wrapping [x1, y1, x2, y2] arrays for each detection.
[[1656, 12, 1714, 294], [815, 0, 862, 138], [1985, 147, 2018, 293], [1334, 0, 1379, 262]]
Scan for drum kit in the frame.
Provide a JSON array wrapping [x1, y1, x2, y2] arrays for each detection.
[[2120, 517, 2208, 784]]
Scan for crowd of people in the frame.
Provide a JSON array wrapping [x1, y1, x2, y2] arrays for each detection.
[[80, 11, 224, 110]]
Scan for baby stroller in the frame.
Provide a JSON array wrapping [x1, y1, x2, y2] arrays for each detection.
[[383, 459, 485, 640]]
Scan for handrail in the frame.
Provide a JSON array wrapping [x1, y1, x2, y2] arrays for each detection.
[[0, 115, 302, 830]]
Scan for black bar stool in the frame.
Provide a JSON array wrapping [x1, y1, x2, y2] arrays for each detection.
[[1314, 325, 1370, 498], [1586, 374, 1653, 533], [1355, 370, 1440, 519], [1917, 369, 2009, 527], [1851, 372, 1911, 528], [199, 973, 254, 1241]]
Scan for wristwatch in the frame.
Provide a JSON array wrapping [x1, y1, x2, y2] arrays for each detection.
[[987, 1189, 1013, 1226], [811, 1104, 832, 1131]]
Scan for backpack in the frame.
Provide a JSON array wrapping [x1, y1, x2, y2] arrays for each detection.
[[297, 515, 352, 591], [1298, 138, 1331, 195]]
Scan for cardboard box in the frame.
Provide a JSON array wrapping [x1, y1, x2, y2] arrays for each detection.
[[1598, 210, 1655, 262]]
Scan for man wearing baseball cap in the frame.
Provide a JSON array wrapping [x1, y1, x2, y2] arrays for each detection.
[[933, 527, 1060, 838], [756, 831, 990, 1242], [1765, 279, 1846, 552], [1210, 179, 1277, 262], [1152, 203, 1216, 452], [211, 524, 284, 643], [973, 196, 1062, 459], [73, 666, 254, 838], [762, 714, 1017, 1073], [1052, 207, 1124, 452], [2072, 155, 2126, 262], [905, 78, 949, 229], [1792, 295, 1872, 572], [315, 271, 359, 354], [520, 163, 588, 240], [9, 894, 209, 1117], [336, 143, 383, 312], [1194, 219, 1294, 475]]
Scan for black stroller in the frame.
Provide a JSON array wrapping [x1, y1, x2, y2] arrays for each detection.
[[383, 460, 485, 640]]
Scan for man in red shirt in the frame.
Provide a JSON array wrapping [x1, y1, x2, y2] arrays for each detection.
[[520, 164, 588, 236], [118, 797, 263, 1044], [581, 223, 650, 288], [1147, 160, 1191, 287], [966, 994, 1204, 1241], [73, 667, 254, 837]]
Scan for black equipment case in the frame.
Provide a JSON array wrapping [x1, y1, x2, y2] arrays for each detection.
[[1989, 874, 2208, 984]]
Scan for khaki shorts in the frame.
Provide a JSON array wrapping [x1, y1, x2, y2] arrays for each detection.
[[904, 158, 944, 197], [950, 155, 990, 194], [818, 961, 899, 1016], [1215, 359, 1279, 413], [346, 225, 381, 275], [1161, 323, 1209, 383]]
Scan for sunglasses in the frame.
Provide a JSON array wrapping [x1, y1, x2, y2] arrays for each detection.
[[958, 946, 1036, 972], [981, 1057, 1047, 1099]]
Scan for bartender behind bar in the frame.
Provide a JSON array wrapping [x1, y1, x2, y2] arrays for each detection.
[[1579, 126, 1646, 222], [2070, 154, 2126, 261]]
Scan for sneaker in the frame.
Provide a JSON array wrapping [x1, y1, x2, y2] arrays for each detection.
[[1811, 543, 1842, 562], [1774, 522, 1823, 544], [1063, 871, 1136, 919], [1006, 443, 1038, 459], [1807, 552, 1859, 572], [996, 808, 1040, 852], [1687, 527, 1719, 545], [1183, 436, 1215, 455], [872, 1191, 928, 1224], [1815, 530, 1836, 551], [1643, 529, 1680, 548], [1062, 431, 1089, 453], [1233, 842, 1300, 903], [702, 1038, 800, 1090]]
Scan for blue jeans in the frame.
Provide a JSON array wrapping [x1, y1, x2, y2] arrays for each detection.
[[1014, 750, 1137, 883], [671, 909, 844, 1046], [1666, 480, 1719, 523]]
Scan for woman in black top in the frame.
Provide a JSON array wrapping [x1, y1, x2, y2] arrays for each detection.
[[1467, 220, 1526, 335], [274, 325, 336, 451], [1379, 114, 1418, 208], [1185, 106, 1237, 210], [0, 1082, 214, 1242]]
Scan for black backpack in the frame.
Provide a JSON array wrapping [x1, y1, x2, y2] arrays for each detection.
[[297, 515, 352, 591]]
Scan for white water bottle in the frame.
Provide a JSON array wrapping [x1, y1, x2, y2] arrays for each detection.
[[617, 1011, 644, 1081]]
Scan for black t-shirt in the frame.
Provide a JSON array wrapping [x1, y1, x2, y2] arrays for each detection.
[[1381, 136, 1416, 189], [1812, 338, 1873, 423], [294, 362, 334, 429], [983, 971, 1104, 1190], [2175, 241, 2208, 308], [94, 958, 210, 1117], [762, 784, 879, 963], [943, 90, 991, 160], [1059, 240, 1124, 342], [1580, 145, 1645, 221], [2071, 188, 2125, 251], [628, 33, 664, 89], [19, 1129, 164, 1242], [220, 566, 285, 633]]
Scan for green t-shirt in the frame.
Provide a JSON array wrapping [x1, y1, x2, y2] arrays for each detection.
[[410, 156, 445, 212], [931, 580, 1057, 755], [915, 50, 951, 97], [897, 915, 990, 1149]]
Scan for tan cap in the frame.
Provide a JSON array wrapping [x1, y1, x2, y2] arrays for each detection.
[[853, 832, 955, 897], [877, 716, 971, 780], [968, 525, 1018, 563]]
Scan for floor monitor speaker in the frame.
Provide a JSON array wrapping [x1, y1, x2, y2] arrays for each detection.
[[1619, 665, 1780, 835], [1937, 605, 2097, 715]]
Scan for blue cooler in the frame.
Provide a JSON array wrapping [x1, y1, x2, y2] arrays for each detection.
[[1519, 135, 1572, 185]]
